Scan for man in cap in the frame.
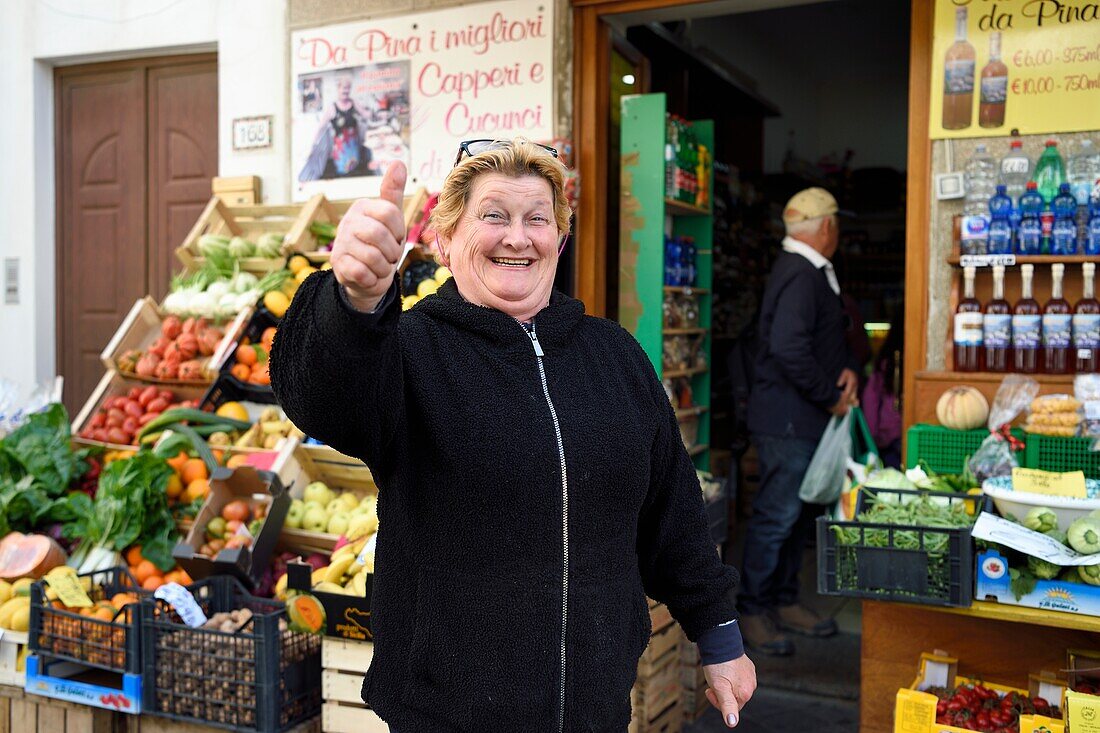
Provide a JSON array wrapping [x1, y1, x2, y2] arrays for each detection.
[[738, 187, 858, 656]]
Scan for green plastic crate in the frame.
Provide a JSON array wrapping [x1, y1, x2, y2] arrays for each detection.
[[1023, 434, 1100, 479], [905, 424, 1022, 475]]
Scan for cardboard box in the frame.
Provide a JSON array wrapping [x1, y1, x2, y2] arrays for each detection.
[[172, 465, 289, 589], [287, 560, 373, 642], [977, 549, 1100, 617]]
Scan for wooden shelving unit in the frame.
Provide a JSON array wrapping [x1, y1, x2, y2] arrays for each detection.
[[675, 405, 709, 421], [947, 253, 1100, 266], [620, 92, 714, 469]]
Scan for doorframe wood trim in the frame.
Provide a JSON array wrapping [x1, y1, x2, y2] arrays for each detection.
[[53, 53, 217, 80], [902, 0, 933, 432]]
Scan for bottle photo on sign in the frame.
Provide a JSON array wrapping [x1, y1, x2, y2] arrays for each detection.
[[297, 61, 411, 183]]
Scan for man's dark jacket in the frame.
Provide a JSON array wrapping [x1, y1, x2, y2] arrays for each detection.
[[271, 272, 737, 733], [747, 250, 854, 441]]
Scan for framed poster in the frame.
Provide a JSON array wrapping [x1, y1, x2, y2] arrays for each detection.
[[291, 0, 555, 200], [930, 0, 1100, 139]]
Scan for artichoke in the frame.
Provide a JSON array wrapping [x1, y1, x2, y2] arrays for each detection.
[[1068, 516, 1100, 554], [1023, 507, 1058, 533], [1078, 564, 1100, 586], [1045, 528, 1068, 546], [228, 236, 256, 258], [1027, 555, 1061, 580], [256, 232, 284, 258]]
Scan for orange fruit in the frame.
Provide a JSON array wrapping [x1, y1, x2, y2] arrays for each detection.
[[125, 545, 144, 566], [212, 449, 225, 466], [166, 474, 183, 500], [93, 607, 115, 622], [231, 363, 251, 381], [167, 451, 189, 475], [226, 454, 250, 469], [142, 576, 165, 591], [184, 478, 210, 503], [111, 593, 138, 608], [181, 458, 208, 486], [261, 327, 277, 353], [236, 344, 258, 367], [133, 560, 158, 585]]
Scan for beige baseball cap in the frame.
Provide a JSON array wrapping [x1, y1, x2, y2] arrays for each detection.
[[782, 187, 851, 224]]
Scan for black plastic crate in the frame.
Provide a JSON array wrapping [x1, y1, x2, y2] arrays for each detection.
[[29, 567, 150, 675], [140, 575, 321, 732], [816, 489, 985, 608], [213, 305, 278, 401], [201, 372, 278, 411]]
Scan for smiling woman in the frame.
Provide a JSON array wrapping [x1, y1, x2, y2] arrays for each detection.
[[269, 137, 754, 732]]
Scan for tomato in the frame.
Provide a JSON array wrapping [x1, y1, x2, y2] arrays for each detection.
[[138, 412, 161, 426], [146, 397, 169, 414], [128, 387, 143, 399], [90, 413, 106, 428], [947, 701, 964, 712], [976, 711, 990, 730], [158, 390, 174, 403], [221, 500, 252, 523], [989, 711, 1010, 727], [122, 417, 139, 435], [124, 401, 144, 418], [107, 428, 130, 445], [138, 385, 158, 407], [106, 409, 126, 428]]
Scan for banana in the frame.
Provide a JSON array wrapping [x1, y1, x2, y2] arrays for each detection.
[[312, 581, 347, 595], [46, 565, 76, 579], [330, 544, 356, 564], [261, 420, 291, 435], [11, 578, 33, 597], [325, 555, 355, 584], [235, 423, 262, 448], [352, 570, 368, 597], [10, 607, 29, 632], [310, 567, 330, 586], [274, 573, 288, 601]]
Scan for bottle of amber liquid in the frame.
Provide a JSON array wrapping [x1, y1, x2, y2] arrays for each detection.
[[1013, 264, 1042, 373], [942, 7, 976, 130], [1075, 262, 1100, 373], [1043, 263, 1072, 374], [979, 32, 1008, 128], [984, 265, 1012, 373], [955, 266, 983, 371]]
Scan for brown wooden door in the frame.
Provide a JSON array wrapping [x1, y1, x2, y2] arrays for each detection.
[[56, 56, 217, 414]]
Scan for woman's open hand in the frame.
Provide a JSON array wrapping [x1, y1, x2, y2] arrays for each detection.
[[331, 161, 407, 312], [704, 654, 757, 727]]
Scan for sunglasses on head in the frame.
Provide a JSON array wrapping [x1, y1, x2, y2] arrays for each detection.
[[453, 139, 559, 167]]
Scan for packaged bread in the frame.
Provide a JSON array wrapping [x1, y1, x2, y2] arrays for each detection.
[[1025, 393, 1082, 436]]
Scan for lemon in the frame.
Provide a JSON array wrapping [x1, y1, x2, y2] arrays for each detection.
[[434, 267, 452, 284], [288, 255, 310, 274], [215, 402, 250, 422], [416, 279, 439, 298], [295, 266, 319, 283], [321, 261, 333, 271], [401, 295, 420, 311], [264, 290, 291, 318], [281, 278, 300, 297]]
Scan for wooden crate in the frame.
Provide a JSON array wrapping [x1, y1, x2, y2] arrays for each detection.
[[628, 698, 682, 733], [274, 438, 376, 555], [290, 189, 433, 264], [0, 685, 114, 732], [101, 296, 251, 385], [176, 195, 331, 274], [320, 637, 387, 733], [212, 175, 261, 206], [0, 630, 27, 687], [631, 644, 682, 727], [72, 371, 208, 451], [649, 601, 673, 635], [639, 622, 683, 677]]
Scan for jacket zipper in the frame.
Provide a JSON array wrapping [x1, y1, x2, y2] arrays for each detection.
[[527, 322, 569, 733]]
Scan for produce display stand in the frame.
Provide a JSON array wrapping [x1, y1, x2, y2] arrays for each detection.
[[619, 92, 714, 470], [319, 638, 387, 733]]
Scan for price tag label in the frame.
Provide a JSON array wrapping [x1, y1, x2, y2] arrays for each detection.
[[44, 573, 93, 608], [960, 254, 1017, 268], [1012, 467, 1087, 498], [155, 582, 208, 628], [356, 533, 377, 568], [1066, 690, 1100, 733]]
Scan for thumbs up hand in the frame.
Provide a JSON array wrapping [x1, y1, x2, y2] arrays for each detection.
[[331, 161, 408, 312]]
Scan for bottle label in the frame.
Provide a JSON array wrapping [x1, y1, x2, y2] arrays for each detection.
[[1075, 314, 1100, 348], [955, 312, 984, 346], [988, 224, 1013, 254], [945, 60, 975, 94], [1019, 222, 1042, 253], [981, 75, 1007, 104], [1043, 314, 1072, 347], [960, 215, 990, 254], [984, 313, 1012, 348], [1002, 158, 1029, 175], [1072, 182, 1093, 206], [1041, 210, 1055, 238], [1013, 314, 1041, 349]]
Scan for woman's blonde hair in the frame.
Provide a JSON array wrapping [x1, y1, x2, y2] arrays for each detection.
[[429, 139, 571, 239]]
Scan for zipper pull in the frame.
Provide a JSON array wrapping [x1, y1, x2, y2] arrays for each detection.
[[528, 323, 545, 357]]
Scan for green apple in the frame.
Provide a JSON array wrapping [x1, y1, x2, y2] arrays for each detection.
[[302, 506, 329, 533], [339, 492, 360, 511], [327, 512, 351, 537], [303, 481, 334, 506], [303, 500, 324, 515], [326, 499, 345, 516], [284, 500, 305, 529]]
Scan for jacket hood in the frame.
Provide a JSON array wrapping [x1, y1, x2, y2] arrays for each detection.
[[413, 277, 585, 351]]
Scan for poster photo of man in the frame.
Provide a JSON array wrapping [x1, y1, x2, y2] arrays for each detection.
[[296, 61, 411, 184]]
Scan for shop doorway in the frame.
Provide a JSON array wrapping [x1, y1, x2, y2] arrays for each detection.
[[55, 54, 218, 413]]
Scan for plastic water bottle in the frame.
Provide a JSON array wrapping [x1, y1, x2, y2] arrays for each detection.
[[664, 236, 682, 286], [1018, 181, 1044, 255], [1068, 139, 1100, 247], [1000, 140, 1032, 228], [1035, 140, 1067, 203], [964, 144, 997, 215], [680, 237, 696, 287], [988, 184, 1014, 254], [1088, 179, 1100, 256], [1052, 183, 1079, 255]]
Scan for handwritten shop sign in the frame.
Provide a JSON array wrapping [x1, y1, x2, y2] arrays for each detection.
[[290, 0, 554, 200]]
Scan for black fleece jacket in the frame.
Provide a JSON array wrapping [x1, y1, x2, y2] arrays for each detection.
[[270, 272, 738, 733]]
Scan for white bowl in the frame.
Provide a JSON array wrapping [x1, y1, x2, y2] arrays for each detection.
[[982, 477, 1100, 530]]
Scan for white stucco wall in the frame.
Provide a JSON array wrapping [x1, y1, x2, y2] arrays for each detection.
[[0, 0, 289, 395]]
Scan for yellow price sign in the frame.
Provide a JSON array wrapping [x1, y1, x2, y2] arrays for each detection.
[[43, 573, 93, 608], [1012, 467, 1087, 498], [1065, 690, 1100, 733]]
